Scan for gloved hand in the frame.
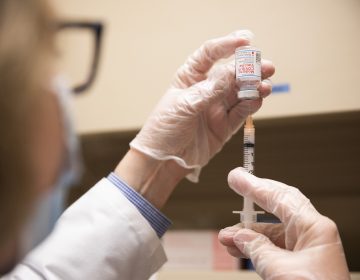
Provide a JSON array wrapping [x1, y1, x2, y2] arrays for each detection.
[[218, 168, 350, 280], [130, 30, 275, 182]]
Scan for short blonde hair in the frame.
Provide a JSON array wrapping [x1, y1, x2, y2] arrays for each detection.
[[0, 0, 55, 248]]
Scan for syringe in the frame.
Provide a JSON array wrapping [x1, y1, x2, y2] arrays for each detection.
[[233, 115, 263, 228], [243, 115, 255, 175]]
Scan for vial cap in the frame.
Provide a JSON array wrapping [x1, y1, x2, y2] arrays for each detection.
[[237, 90, 260, 100]]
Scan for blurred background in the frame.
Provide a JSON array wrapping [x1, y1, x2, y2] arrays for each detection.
[[53, 0, 360, 133], [52, 0, 360, 275]]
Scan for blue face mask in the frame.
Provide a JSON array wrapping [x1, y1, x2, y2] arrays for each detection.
[[20, 76, 82, 256]]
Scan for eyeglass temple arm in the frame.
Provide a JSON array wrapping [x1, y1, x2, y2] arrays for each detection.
[[73, 23, 103, 93]]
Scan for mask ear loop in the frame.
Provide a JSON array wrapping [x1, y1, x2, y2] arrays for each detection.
[[19, 77, 83, 257], [53, 75, 83, 188]]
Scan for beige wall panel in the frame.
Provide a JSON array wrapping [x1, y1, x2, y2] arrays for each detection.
[[53, 0, 360, 133]]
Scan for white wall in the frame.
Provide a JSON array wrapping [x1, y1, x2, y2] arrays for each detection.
[[53, 0, 360, 133]]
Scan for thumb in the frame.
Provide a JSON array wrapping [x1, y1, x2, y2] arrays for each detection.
[[234, 229, 286, 277]]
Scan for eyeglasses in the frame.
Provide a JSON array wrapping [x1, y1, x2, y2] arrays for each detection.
[[56, 21, 104, 94]]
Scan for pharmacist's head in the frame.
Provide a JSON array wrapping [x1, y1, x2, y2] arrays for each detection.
[[0, 0, 66, 274]]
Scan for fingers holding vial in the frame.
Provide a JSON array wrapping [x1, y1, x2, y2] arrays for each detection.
[[223, 59, 274, 112], [173, 30, 253, 89], [259, 59, 275, 98]]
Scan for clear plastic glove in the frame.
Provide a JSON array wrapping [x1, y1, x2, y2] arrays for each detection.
[[130, 31, 275, 182], [218, 168, 350, 280]]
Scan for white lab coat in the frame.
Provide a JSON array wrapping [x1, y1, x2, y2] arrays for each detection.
[[3, 178, 167, 280]]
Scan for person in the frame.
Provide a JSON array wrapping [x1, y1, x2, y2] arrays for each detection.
[[0, 0, 273, 278], [218, 168, 350, 279], [0, 1, 349, 280]]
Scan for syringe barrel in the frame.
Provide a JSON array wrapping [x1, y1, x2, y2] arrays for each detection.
[[243, 127, 255, 174], [242, 119, 256, 228]]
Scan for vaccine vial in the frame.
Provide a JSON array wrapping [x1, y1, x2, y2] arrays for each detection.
[[235, 46, 261, 100]]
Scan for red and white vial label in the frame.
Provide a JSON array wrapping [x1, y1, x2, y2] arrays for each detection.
[[235, 47, 261, 91]]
